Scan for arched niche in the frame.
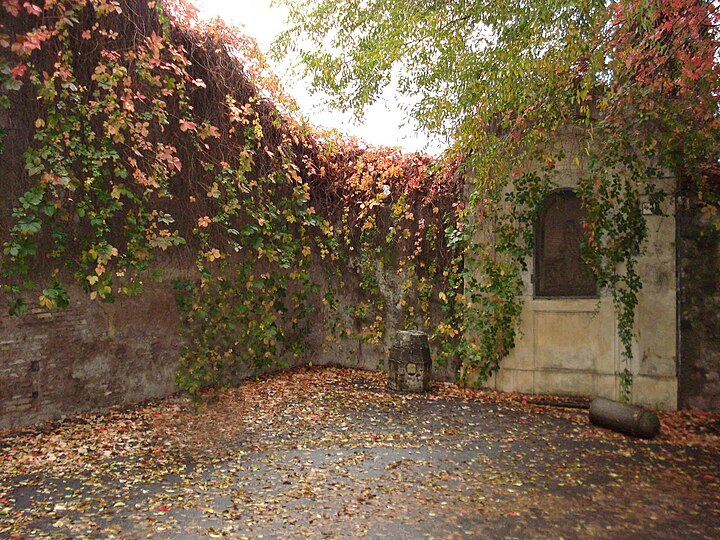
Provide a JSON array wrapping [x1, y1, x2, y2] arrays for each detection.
[[534, 189, 597, 298]]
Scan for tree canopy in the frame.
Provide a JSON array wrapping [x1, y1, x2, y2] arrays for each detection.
[[275, 0, 720, 194]]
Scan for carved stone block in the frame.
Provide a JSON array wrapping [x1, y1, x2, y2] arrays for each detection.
[[535, 189, 596, 297], [387, 330, 432, 393]]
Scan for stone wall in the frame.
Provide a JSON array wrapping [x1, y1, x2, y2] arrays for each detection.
[[0, 271, 451, 428], [0, 101, 450, 429], [309, 260, 458, 382], [0, 283, 182, 429], [1, 99, 183, 428], [471, 127, 679, 410], [678, 194, 720, 410], [0, 252, 460, 429]]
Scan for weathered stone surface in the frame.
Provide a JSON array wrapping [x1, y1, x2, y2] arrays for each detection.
[[589, 397, 661, 439], [678, 194, 720, 410], [472, 129, 680, 410], [0, 282, 183, 429], [387, 330, 432, 393]]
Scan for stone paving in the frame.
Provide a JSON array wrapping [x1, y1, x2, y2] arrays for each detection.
[[1, 367, 719, 539]]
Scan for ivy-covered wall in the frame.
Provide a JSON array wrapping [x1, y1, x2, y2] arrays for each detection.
[[466, 129, 680, 410], [1, 0, 718, 429], [0, 91, 456, 429], [0, 0, 467, 428], [0, 267, 456, 429]]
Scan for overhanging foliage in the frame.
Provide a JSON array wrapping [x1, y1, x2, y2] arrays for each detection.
[[0, 0, 468, 395], [276, 0, 720, 397]]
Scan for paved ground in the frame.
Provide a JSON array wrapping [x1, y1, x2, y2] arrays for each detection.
[[1, 367, 719, 539]]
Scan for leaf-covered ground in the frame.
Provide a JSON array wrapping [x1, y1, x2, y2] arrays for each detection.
[[1, 367, 719, 539]]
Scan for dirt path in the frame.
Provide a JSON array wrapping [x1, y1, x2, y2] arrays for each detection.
[[1, 367, 719, 539]]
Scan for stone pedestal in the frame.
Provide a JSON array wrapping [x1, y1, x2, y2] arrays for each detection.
[[387, 331, 432, 393]]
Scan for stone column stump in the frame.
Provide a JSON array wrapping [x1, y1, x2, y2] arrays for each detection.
[[589, 397, 661, 439], [387, 330, 432, 393]]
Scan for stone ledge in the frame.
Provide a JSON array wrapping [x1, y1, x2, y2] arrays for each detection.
[[482, 367, 678, 410]]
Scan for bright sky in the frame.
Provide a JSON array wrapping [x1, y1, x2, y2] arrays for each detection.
[[196, 0, 443, 154]]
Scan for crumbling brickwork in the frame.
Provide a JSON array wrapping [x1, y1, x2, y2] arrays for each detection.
[[0, 284, 182, 428]]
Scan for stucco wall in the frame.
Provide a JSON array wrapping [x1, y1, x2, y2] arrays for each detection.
[[471, 129, 679, 410]]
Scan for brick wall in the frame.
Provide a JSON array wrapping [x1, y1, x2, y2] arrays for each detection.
[[0, 283, 182, 428], [1, 89, 186, 429]]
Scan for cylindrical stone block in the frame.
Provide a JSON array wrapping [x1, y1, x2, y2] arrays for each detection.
[[387, 330, 432, 393], [589, 397, 661, 439]]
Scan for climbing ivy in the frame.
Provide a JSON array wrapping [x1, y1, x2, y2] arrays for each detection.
[[1, 0, 717, 401], [0, 0, 465, 397], [277, 0, 720, 398]]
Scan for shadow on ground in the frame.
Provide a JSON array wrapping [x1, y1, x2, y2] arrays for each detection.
[[1, 367, 719, 539]]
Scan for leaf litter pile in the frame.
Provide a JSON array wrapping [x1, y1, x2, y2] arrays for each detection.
[[1, 367, 719, 539]]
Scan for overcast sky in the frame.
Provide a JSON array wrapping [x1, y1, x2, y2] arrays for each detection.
[[196, 0, 443, 154]]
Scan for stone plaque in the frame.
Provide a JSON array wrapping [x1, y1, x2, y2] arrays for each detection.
[[535, 190, 596, 297], [387, 330, 432, 393]]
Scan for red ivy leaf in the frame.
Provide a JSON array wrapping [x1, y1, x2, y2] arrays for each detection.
[[10, 63, 26, 77], [179, 120, 196, 132], [23, 2, 41, 16]]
